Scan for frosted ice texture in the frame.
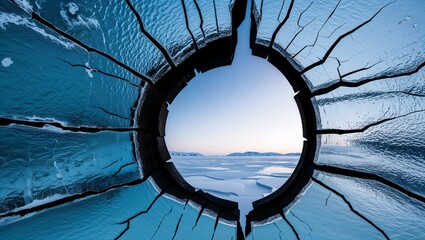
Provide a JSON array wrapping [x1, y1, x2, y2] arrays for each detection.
[[1, 0, 424, 239]]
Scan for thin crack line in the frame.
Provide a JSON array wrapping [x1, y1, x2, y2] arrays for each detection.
[[289, 211, 312, 231], [181, 0, 199, 51], [112, 162, 137, 177], [97, 107, 131, 120], [296, 2, 313, 27], [28, 12, 154, 86], [151, 207, 174, 240], [61, 60, 142, 88], [316, 109, 425, 135], [317, 90, 425, 106], [115, 185, 171, 239], [115, 221, 130, 240], [340, 62, 379, 79], [313, 164, 425, 203], [0, 117, 144, 133], [323, 23, 345, 39], [293, 0, 342, 58], [210, 211, 221, 240], [103, 159, 119, 169], [285, 16, 317, 51], [277, 0, 286, 21], [193, 0, 206, 38], [172, 197, 192, 240], [124, 0, 176, 68], [273, 222, 283, 240], [212, 0, 219, 35], [301, 2, 393, 74], [269, 0, 295, 51], [311, 176, 390, 240], [325, 192, 331, 206], [278, 208, 300, 240]]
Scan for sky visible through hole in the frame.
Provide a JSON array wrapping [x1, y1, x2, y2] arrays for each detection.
[[165, 8, 303, 156], [165, 2, 304, 229]]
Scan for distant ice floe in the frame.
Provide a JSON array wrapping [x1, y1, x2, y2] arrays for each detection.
[[1, 57, 13, 67], [60, 3, 100, 30], [0, 12, 76, 49], [258, 166, 294, 175]]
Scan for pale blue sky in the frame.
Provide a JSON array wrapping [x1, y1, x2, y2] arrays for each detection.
[[165, 6, 303, 155]]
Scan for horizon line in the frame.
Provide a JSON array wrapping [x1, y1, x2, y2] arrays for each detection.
[[169, 150, 301, 156]]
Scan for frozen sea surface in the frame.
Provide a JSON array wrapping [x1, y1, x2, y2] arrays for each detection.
[[171, 155, 299, 227]]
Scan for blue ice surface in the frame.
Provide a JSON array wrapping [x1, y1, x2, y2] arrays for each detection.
[[0, 178, 237, 239], [0, 124, 140, 214]]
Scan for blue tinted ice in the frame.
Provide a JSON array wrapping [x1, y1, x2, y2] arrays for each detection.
[[0, 125, 140, 213], [1, 0, 425, 238], [249, 0, 425, 238]]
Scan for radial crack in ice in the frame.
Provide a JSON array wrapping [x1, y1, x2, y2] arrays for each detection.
[[180, 0, 199, 51], [0, 179, 144, 219], [311, 176, 390, 239], [115, 185, 171, 239], [312, 59, 425, 96], [193, 0, 205, 38], [151, 207, 174, 239], [313, 164, 425, 203], [124, 0, 176, 68], [293, 0, 342, 58], [316, 109, 425, 135], [171, 198, 191, 240], [269, 0, 295, 51], [0, 116, 144, 133], [278, 209, 300, 240], [28, 12, 154, 85]]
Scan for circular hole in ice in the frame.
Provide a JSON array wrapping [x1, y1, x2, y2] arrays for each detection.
[[165, 54, 304, 213]]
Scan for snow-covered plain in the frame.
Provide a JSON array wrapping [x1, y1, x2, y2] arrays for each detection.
[[171, 155, 299, 227]]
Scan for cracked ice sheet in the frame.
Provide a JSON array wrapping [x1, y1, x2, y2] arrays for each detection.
[[0, 179, 158, 238], [0, 5, 144, 128], [129, 0, 197, 66], [247, 216, 298, 240], [255, 0, 425, 92], [23, 0, 170, 80], [317, 110, 425, 197], [317, 172, 425, 239], [0, 125, 140, 214], [315, 66, 425, 130], [257, 0, 392, 59], [248, 180, 387, 240], [121, 194, 236, 240], [302, 0, 425, 91], [194, 0, 222, 43], [166, 200, 212, 240], [0, 177, 237, 239]]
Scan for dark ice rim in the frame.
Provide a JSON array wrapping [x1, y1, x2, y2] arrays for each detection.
[[135, 0, 318, 237]]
